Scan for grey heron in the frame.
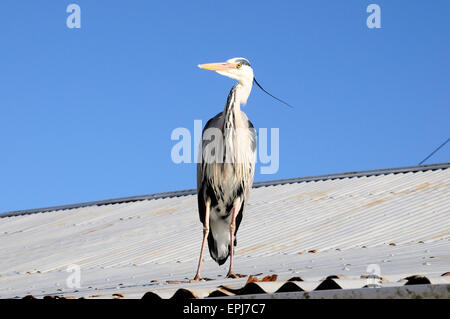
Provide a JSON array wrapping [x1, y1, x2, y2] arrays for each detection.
[[193, 57, 291, 281]]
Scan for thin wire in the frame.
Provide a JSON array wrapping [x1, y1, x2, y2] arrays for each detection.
[[418, 137, 450, 165], [253, 78, 294, 109]]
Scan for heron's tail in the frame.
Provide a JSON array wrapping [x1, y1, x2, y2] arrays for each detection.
[[207, 232, 229, 265], [207, 221, 237, 265]]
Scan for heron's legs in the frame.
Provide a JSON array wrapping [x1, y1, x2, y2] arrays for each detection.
[[192, 199, 210, 282], [226, 198, 241, 279]]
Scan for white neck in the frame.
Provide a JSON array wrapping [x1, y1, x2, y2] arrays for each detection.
[[223, 79, 253, 127], [235, 80, 253, 106]]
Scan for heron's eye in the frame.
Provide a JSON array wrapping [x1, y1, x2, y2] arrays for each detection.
[[236, 63, 242, 69]]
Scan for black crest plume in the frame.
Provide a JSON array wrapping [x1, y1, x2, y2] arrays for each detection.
[[253, 78, 293, 108]]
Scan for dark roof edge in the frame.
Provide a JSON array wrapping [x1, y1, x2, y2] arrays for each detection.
[[1, 162, 449, 218]]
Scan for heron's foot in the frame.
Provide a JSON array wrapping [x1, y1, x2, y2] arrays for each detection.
[[190, 274, 202, 283], [226, 272, 245, 279]]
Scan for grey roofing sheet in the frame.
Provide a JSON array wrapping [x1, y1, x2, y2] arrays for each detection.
[[0, 163, 449, 299], [2, 162, 448, 218]]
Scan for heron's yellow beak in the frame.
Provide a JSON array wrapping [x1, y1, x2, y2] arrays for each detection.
[[198, 62, 237, 71]]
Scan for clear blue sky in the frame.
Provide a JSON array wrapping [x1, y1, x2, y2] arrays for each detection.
[[1, 0, 449, 213]]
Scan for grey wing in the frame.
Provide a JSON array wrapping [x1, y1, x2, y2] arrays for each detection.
[[196, 112, 223, 191], [234, 118, 256, 236], [196, 112, 224, 224], [243, 118, 257, 197], [247, 119, 257, 159]]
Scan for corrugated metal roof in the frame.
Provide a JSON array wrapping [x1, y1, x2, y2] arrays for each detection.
[[2, 162, 448, 218], [0, 163, 449, 299]]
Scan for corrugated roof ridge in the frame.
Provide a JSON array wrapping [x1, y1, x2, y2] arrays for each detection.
[[1, 162, 448, 218]]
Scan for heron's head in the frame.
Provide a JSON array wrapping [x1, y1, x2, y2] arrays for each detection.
[[198, 57, 254, 88], [198, 57, 293, 108]]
